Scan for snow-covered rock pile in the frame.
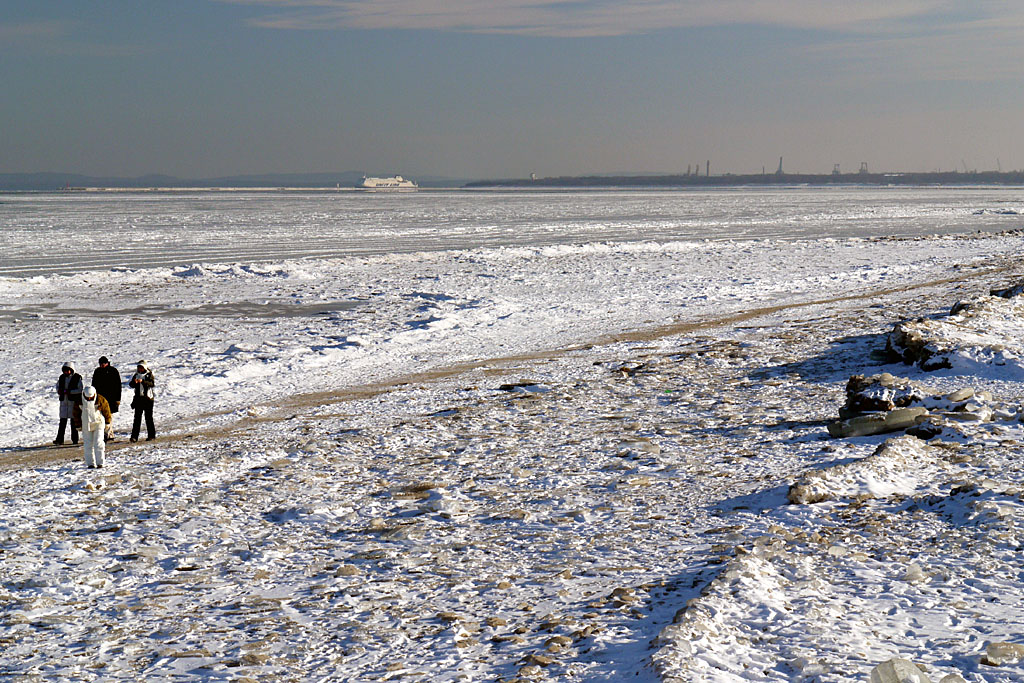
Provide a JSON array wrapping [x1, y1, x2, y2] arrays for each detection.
[[837, 372, 932, 418], [652, 540, 820, 682], [788, 435, 945, 503], [826, 371, 1021, 440], [908, 385, 1021, 442], [886, 279, 1024, 376]]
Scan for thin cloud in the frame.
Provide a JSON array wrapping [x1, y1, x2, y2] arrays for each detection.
[[226, 0, 974, 37], [0, 20, 153, 57], [803, 12, 1024, 83]]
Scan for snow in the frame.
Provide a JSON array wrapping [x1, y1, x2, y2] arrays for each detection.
[[2, 188, 1024, 681]]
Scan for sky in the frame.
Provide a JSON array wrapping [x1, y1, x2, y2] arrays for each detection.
[[3, 1, 1024, 180]]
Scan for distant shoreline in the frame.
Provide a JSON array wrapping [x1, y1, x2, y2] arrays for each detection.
[[5, 170, 1024, 193], [6, 180, 1024, 195], [466, 170, 1024, 188]]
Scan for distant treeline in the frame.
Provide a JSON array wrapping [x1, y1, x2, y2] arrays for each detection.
[[466, 171, 1024, 188]]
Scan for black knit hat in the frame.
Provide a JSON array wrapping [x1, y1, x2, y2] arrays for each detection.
[[99, 356, 109, 364]]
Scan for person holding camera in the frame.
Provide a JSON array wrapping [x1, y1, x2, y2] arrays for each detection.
[[128, 360, 156, 442]]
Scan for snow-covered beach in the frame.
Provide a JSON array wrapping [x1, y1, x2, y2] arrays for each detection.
[[2, 188, 1024, 681]]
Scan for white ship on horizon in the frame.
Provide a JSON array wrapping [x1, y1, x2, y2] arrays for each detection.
[[356, 175, 418, 190]]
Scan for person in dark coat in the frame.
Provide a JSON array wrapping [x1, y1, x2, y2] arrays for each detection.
[[128, 360, 156, 442], [91, 356, 122, 442], [54, 362, 84, 445]]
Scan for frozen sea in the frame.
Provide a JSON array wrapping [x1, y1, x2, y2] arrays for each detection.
[[4, 186, 1024, 451], [3, 186, 1023, 277], [2, 186, 1024, 681]]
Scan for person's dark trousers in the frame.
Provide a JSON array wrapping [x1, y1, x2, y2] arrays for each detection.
[[56, 418, 78, 444], [131, 404, 156, 441]]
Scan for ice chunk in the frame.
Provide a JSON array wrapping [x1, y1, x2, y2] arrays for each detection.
[[869, 658, 931, 683]]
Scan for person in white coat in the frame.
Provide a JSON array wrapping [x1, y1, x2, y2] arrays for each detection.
[[81, 386, 112, 468]]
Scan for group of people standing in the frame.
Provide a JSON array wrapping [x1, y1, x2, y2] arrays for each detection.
[[54, 357, 157, 468]]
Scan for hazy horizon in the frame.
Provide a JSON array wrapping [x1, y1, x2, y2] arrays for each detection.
[[5, 2, 1024, 179], [6, 164, 1024, 185]]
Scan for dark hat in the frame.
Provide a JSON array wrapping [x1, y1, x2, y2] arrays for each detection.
[[99, 356, 109, 364]]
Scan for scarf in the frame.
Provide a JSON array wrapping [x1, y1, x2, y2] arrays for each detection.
[[82, 399, 103, 431]]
